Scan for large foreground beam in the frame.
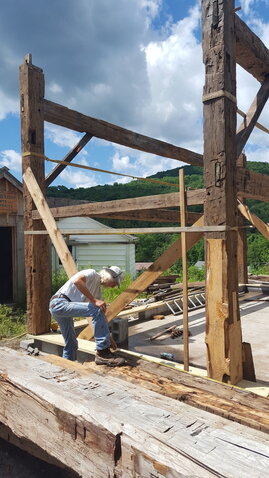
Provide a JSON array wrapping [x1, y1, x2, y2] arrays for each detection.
[[44, 99, 203, 167], [235, 14, 269, 83], [2, 349, 268, 477]]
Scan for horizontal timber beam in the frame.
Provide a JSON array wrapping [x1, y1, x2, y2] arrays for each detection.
[[91, 209, 202, 224], [237, 168, 269, 202], [33, 168, 269, 223], [32, 189, 206, 220], [44, 99, 203, 167], [235, 14, 269, 83]]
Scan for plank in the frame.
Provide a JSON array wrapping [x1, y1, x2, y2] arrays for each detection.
[[179, 169, 189, 371], [202, 0, 243, 384], [43, 99, 203, 167], [236, 77, 269, 158], [25, 225, 230, 235], [45, 133, 93, 187], [78, 216, 205, 339], [23, 167, 78, 278], [20, 55, 51, 335], [237, 154, 248, 287], [235, 14, 269, 83], [238, 201, 269, 240]]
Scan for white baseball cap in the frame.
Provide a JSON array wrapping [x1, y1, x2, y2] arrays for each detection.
[[105, 266, 124, 287]]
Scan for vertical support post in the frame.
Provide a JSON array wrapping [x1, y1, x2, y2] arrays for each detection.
[[237, 154, 248, 289], [202, 0, 243, 384], [20, 55, 51, 334], [179, 169, 189, 371]]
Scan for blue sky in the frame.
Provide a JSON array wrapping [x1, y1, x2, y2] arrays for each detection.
[[0, 0, 269, 188]]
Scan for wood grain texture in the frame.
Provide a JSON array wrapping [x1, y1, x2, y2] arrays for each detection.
[[202, 0, 243, 384], [20, 58, 51, 335], [235, 14, 269, 83], [44, 99, 203, 167], [1, 348, 269, 478]]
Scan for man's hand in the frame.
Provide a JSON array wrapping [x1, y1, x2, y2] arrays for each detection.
[[94, 299, 107, 313]]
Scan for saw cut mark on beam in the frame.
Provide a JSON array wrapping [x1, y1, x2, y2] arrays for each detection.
[[45, 133, 93, 188], [43, 99, 203, 167], [236, 77, 269, 158], [238, 201, 269, 240], [23, 166, 77, 278], [78, 215, 205, 340]]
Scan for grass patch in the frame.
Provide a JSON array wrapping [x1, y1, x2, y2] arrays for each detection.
[[0, 305, 26, 339]]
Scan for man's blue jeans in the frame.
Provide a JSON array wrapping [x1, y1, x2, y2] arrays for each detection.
[[49, 298, 110, 361]]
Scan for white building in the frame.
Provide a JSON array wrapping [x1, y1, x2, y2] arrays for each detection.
[[52, 216, 137, 278]]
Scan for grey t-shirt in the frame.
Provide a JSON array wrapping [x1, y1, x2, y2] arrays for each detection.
[[57, 269, 102, 302]]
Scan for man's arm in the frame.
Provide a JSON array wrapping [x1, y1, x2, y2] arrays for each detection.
[[73, 273, 106, 312]]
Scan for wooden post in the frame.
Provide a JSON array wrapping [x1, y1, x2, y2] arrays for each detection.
[[237, 154, 248, 288], [20, 55, 51, 334], [202, 0, 243, 384], [179, 169, 189, 371]]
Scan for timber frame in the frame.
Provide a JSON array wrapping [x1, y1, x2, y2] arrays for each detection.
[[20, 0, 269, 385]]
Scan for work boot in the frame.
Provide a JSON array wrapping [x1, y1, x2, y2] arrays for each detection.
[[95, 348, 126, 367]]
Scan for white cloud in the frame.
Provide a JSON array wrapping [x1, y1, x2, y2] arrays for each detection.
[[0, 149, 21, 172], [0, 90, 18, 120], [60, 168, 98, 188], [45, 124, 87, 153], [141, 4, 203, 150], [241, 0, 256, 15], [112, 152, 136, 172]]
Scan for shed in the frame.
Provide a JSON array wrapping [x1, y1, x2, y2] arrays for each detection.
[[0, 167, 25, 303], [52, 216, 137, 278]]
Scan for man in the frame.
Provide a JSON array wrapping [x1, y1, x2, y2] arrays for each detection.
[[49, 266, 125, 366]]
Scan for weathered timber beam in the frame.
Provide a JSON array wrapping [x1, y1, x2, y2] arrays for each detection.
[[237, 168, 269, 202], [44, 99, 203, 167], [24, 167, 78, 278], [236, 77, 269, 158], [20, 56, 51, 335], [78, 216, 204, 339], [235, 14, 269, 83], [203, 0, 242, 385], [92, 209, 202, 224], [32, 189, 205, 220], [45, 133, 93, 188]]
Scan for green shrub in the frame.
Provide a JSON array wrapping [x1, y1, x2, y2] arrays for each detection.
[[52, 269, 68, 294], [0, 305, 26, 339]]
